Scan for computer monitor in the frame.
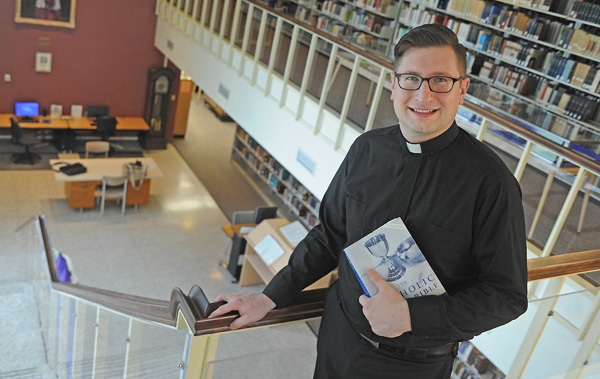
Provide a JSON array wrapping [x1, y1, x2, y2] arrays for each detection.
[[254, 206, 278, 224], [87, 105, 110, 119], [14, 102, 40, 120]]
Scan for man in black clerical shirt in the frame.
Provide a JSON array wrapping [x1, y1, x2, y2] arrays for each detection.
[[210, 23, 528, 378]]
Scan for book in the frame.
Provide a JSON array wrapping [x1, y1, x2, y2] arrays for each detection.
[[344, 217, 446, 298]]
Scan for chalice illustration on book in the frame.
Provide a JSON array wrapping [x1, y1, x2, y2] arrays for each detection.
[[363, 233, 407, 282]]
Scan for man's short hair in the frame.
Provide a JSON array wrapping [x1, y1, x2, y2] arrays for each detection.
[[393, 23, 468, 76]]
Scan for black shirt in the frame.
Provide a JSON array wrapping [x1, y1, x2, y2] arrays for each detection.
[[264, 122, 528, 349]]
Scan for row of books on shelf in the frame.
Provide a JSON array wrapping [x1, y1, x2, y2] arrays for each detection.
[[352, 0, 395, 15], [436, 0, 598, 21], [453, 341, 504, 379], [233, 129, 321, 221], [426, 1, 600, 60], [476, 60, 600, 122], [467, 83, 581, 138], [321, 1, 389, 34]]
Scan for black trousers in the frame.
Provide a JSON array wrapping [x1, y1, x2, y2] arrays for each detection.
[[313, 283, 456, 379]]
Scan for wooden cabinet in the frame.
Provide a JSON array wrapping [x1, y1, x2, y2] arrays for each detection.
[[64, 181, 101, 209], [63, 179, 151, 209]]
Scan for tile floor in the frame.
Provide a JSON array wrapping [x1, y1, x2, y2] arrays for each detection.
[[0, 102, 318, 377]]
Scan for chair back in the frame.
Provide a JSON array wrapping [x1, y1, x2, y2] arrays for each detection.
[[85, 141, 110, 158], [10, 118, 24, 142], [96, 116, 118, 140]]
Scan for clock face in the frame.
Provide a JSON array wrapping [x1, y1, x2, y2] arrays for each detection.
[[155, 76, 170, 94]]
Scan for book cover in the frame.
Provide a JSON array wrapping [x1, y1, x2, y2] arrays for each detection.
[[344, 217, 446, 298]]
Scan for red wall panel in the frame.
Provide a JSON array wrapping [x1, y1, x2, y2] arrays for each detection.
[[0, 0, 168, 117]]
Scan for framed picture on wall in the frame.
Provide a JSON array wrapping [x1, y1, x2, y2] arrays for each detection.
[[15, 0, 77, 29], [35, 52, 52, 73]]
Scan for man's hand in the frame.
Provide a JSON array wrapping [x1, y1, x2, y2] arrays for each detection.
[[359, 269, 412, 338], [208, 292, 276, 330]]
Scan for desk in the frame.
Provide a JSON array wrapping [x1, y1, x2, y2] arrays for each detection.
[[0, 114, 150, 131], [0, 114, 69, 129], [49, 157, 163, 209], [67, 116, 150, 131]]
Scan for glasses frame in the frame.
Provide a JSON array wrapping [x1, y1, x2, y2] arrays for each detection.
[[393, 73, 467, 93]]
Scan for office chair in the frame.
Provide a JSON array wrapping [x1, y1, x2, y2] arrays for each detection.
[[97, 176, 128, 215], [85, 141, 110, 158], [95, 116, 124, 151], [95, 116, 118, 141], [10, 117, 43, 165]]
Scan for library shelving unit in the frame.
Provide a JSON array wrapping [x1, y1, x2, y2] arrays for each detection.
[[452, 341, 505, 379], [395, 0, 600, 160], [232, 126, 321, 229], [287, 0, 401, 56], [278, 0, 600, 159]]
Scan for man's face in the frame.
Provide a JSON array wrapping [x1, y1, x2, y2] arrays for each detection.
[[390, 45, 469, 143]]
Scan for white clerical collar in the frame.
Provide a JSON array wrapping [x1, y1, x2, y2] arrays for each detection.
[[406, 142, 422, 154]]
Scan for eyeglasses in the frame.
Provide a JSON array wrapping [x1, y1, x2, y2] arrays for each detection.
[[394, 73, 466, 93]]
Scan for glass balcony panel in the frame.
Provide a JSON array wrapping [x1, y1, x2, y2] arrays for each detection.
[[122, 318, 187, 378], [212, 0, 225, 34], [234, 3, 249, 49], [303, 38, 331, 100], [287, 29, 311, 87], [222, 0, 235, 42], [372, 87, 398, 130], [203, 0, 214, 28], [259, 14, 278, 65], [470, 273, 600, 379], [204, 323, 318, 378], [194, 0, 203, 22], [324, 52, 354, 117], [273, 22, 293, 75], [245, 8, 263, 57]]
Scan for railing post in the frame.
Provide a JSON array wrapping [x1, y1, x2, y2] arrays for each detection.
[[183, 334, 220, 379], [296, 33, 319, 120], [251, 9, 269, 85], [514, 140, 534, 182], [238, 3, 255, 77], [227, 0, 242, 68], [476, 117, 488, 142], [264, 17, 283, 97], [335, 56, 360, 149], [509, 276, 565, 378], [316, 44, 339, 135], [280, 25, 300, 108], [364, 68, 388, 132], [541, 167, 589, 257]]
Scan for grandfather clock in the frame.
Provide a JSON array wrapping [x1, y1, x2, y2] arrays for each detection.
[[143, 67, 176, 149]]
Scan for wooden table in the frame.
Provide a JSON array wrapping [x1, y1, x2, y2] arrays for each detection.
[[49, 157, 163, 209], [0, 114, 69, 129], [67, 116, 150, 131], [1, 114, 150, 130]]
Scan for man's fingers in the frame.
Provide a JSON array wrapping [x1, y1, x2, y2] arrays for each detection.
[[208, 301, 233, 318]]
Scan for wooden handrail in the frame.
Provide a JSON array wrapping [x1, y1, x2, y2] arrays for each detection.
[[33, 213, 600, 336], [527, 249, 600, 282], [461, 102, 600, 176]]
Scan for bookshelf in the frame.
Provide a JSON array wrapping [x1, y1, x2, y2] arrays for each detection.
[[395, 0, 600, 157], [452, 341, 505, 379], [276, 0, 600, 156], [287, 0, 401, 56], [232, 126, 321, 229]]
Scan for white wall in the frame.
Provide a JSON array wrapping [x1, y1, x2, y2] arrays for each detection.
[[155, 18, 351, 199]]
